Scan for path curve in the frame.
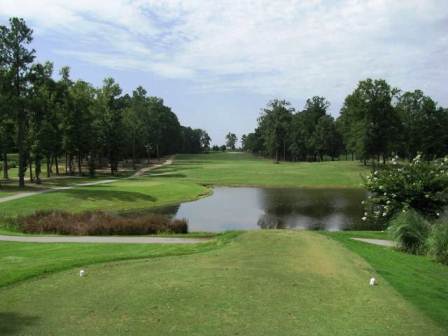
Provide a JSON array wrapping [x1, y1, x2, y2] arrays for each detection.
[[0, 234, 207, 244], [351, 237, 396, 247], [0, 157, 174, 204]]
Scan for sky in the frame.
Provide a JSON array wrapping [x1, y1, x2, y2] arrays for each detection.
[[0, 0, 447, 145]]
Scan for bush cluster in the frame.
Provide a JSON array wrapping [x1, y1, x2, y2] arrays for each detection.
[[16, 210, 188, 235], [363, 155, 448, 228], [387, 208, 448, 264]]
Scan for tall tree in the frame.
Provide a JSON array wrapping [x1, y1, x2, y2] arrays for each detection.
[[96, 77, 123, 175], [0, 18, 35, 187], [225, 132, 238, 150], [396, 90, 448, 159], [338, 79, 400, 164], [258, 100, 293, 162]]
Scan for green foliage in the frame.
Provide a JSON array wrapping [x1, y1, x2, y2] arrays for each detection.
[[339, 79, 402, 161], [427, 221, 448, 264], [363, 155, 448, 226], [396, 90, 448, 160], [225, 132, 238, 150], [388, 210, 430, 254]]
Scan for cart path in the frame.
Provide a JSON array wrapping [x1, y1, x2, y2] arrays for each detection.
[[0, 157, 174, 204], [351, 237, 396, 247], [0, 234, 207, 244]]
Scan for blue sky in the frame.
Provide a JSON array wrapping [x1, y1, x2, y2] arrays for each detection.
[[1, 0, 447, 145]]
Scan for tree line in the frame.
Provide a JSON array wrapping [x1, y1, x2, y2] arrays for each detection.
[[242, 79, 448, 163], [0, 18, 210, 187]]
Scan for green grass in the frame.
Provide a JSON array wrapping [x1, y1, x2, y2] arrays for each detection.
[[0, 232, 235, 289], [0, 179, 210, 218], [0, 231, 443, 335], [150, 152, 368, 188], [324, 231, 448, 330]]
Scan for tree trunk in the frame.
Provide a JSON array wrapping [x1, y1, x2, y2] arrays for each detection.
[[156, 144, 160, 161], [55, 156, 60, 176], [29, 158, 33, 183], [351, 152, 354, 161], [17, 115, 26, 187], [35, 157, 41, 184], [78, 154, 82, 176], [283, 142, 286, 161], [88, 153, 95, 178], [47, 156, 51, 178], [132, 134, 136, 170], [65, 153, 68, 175], [68, 154, 74, 175], [2, 153, 8, 179], [49, 155, 54, 174]]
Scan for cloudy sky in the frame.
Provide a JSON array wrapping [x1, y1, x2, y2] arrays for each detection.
[[1, 0, 447, 144]]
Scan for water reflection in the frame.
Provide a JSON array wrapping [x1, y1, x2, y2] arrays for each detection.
[[154, 187, 368, 232]]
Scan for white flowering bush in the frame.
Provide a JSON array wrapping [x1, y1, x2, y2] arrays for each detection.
[[362, 155, 448, 228]]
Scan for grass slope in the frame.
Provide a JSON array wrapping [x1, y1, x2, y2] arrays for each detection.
[[325, 231, 448, 330], [0, 231, 443, 335]]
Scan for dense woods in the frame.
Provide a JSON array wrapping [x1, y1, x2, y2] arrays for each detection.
[[243, 79, 448, 163], [0, 18, 210, 186]]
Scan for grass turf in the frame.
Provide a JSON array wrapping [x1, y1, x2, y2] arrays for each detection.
[[0, 230, 443, 335], [150, 152, 368, 188], [0, 179, 210, 218], [324, 231, 448, 331], [0, 232, 235, 288]]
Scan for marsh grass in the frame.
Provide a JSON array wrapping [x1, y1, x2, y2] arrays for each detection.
[[14, 210, 188, 235]]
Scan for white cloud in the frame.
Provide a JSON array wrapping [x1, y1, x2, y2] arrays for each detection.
[[1, 0, 447, 107]]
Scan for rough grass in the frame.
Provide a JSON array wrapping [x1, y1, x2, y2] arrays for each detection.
[[0, 231, 443, 335], [324, 231, 448, 331], [13, 210, 188, 235]]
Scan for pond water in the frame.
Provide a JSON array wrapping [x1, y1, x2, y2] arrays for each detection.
[[159, 187, 369, 232]]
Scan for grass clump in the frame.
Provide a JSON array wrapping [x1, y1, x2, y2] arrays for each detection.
[[388, 210, 430, 254], [427, 221, 448, 264], [15, 210, 188, 235]]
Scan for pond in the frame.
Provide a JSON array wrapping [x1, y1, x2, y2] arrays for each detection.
[[158, 187, 370, 232]]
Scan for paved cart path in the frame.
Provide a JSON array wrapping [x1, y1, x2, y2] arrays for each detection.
[[351, 237, 396, 247]]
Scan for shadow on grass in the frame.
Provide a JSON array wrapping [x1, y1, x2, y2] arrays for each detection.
[[0, 312, 39, 335], [150, 173, 187, 178], [64, 188, 157, 202]]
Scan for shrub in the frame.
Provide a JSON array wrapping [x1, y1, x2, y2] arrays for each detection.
[[362, 155, 448, 228], [427, 221, 448, 264], [388, 210, 430, 254], [16, 210, 188, 235]]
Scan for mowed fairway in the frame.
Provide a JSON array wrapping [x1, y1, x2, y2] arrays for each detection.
[[150, 152, 367, 188], [0, 231, 443, 336]]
